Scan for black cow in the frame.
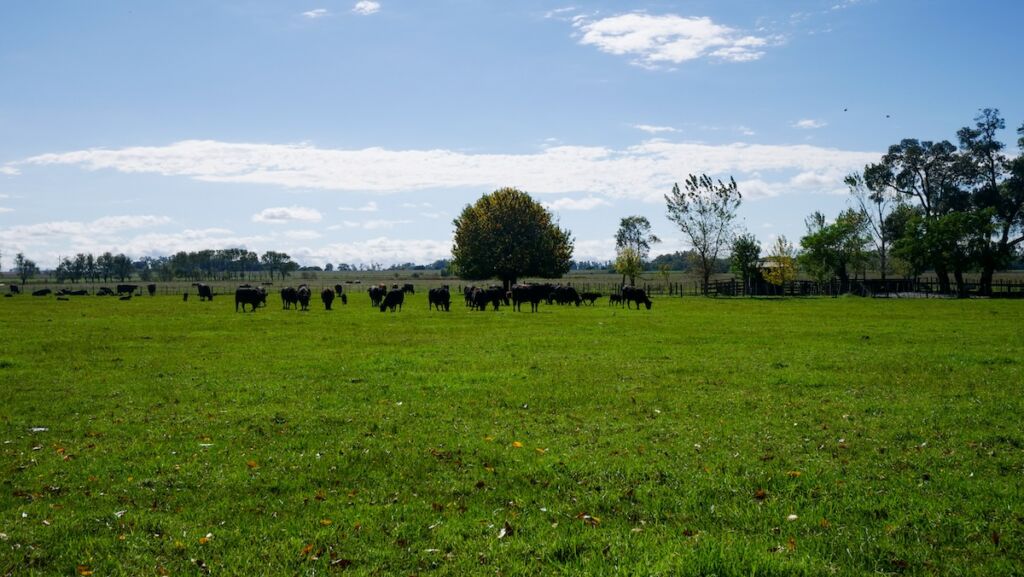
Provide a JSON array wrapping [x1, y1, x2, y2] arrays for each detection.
[[402, 283, 415, 294], [622, 286, 652, 310], [552, 285, 582, 306], [380, 288, 404, 312], [296, 285, 312, 311], [147, 283, 157, 296], [97, 287, 115, 296], [368, 285, 386, 307], [9, 285, 20, 294], [32, 288, 52, 297], [511, 283, 553, 312], [472, 286, 504, 311], [341, 293, 348, 305], [193, 283, 213, 301], [321, 288, 335, 310], [580, 291, 601, 305], [281, 287, 299, 309], [116, 284, 138, 296], [235, 287, 266, 312], [428, 286, 451, 311], [334, 284, 344, 297], [65, 289, 89, 296]]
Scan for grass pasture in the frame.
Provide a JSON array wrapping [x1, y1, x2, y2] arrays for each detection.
[[1, 293, 1022, 575]]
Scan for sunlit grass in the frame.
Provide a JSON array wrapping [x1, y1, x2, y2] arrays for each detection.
[[1, 294, 1022, 575]]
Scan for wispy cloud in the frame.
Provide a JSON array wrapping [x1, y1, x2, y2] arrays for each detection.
[[302, 8, 328, 19], [0, 207, 13, 213], [352, 1, 380, 16], [0, 166, 20, 176], [338, 201, 378, 212], [632, 124, 679, 134], [543, 196, 612, 211], [18, 139, 877, 202], [252, 206, 323, 224], [338, 219, 413, 230], [793, 119, 827, 129], [544, 6, 577, 20], [574, 13, 779, 68]]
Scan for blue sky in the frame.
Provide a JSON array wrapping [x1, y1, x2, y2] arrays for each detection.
[[1, 0, 1021, 268]]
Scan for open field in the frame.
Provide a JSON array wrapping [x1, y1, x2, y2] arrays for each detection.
[[1, 294, 1022, 575]]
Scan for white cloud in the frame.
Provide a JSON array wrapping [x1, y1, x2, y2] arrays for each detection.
[[0, 207, 13, 213], [302, 8, 328, 19], [0, 166, 20, 176], [352, 1, 380, 16], [339, 219, 412, 230], [543, 196, 612, 211], [544, 6, 577, 20], [793, 119, 827, 129], [573, 239, 616, 261], [633, 124, 679, 134], [18, 139, 877, 202], [574, 13, 778, 67], [338, 201, 378, 212], [252, 206, 323, 224]]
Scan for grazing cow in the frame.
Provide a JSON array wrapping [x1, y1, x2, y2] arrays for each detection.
[[116, 284, 138, 296], [428, 286, 451, 311], [622, 286, 652, 310], [402, 283, 415, 294], [97, 287, 115, 296], [380, 288, 405, 312], [9, 285, 21, 294], [552, 285, 582, 306], [183, 292, 189, 302], [464, 286, 475, 307], [296, 284, 312, 311], [32, 288, 52, 297], [321, 288, 335, 310], [341, 294, 348, 305], [580, 291, 601, 305], [368, 285, 386, 307], [472, 286, 504, 311], [281, 287, 299, 309], [511, 283, 553, 312], [193, 283, 213, 301], [235, 286, 266, 312], [147, 283, 157, 296], [608, 294, 622, 306], [334, 284, 344, 297]]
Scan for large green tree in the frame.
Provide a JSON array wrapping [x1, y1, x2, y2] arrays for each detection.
[[665, 174, 742, 294], [798, 209, 869, 289], [451, 187, 573, 290], [14, 253, 39, 286]]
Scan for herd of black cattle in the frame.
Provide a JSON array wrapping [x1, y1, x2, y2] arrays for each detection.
[[5, 281, 654, 312]]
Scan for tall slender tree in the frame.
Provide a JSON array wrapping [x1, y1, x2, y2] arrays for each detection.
[[614, 216, 660, 285], [665, 174, 742, 294]]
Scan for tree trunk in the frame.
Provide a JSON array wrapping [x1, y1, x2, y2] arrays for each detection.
[[953, 268, 967, 298], [935, 264, 951, 294]]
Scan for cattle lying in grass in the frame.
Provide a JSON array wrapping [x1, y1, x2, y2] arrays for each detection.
[[368, 285, 386, 307], [193, 283, 213, 301], [428, 286, 451, 311], [32, 288, 52, 297], [296, 284, 312, 311], [147, 283, 157, 296], [580, 291, 601, 305], [56, 288, 89, 296], [321, 288, 335, 310], [511, 283, 553, 312], [281, 287, 299, 309], [622, 286, 652, 310], [380, 288, 405, 312], [97, 287, 115, 296], [117, 284, 138, 296], [402, 283, 415, 294], [235, 286, 267, 312]]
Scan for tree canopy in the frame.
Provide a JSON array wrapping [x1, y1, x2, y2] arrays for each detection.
[[665, 174, 742, 293], [451, 187, 573, 289]]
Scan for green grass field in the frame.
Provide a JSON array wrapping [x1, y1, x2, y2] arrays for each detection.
[[1, 293, 1022, 575]]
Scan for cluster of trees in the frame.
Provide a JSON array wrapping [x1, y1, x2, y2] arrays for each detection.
[[54, 252, 135, 283]]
